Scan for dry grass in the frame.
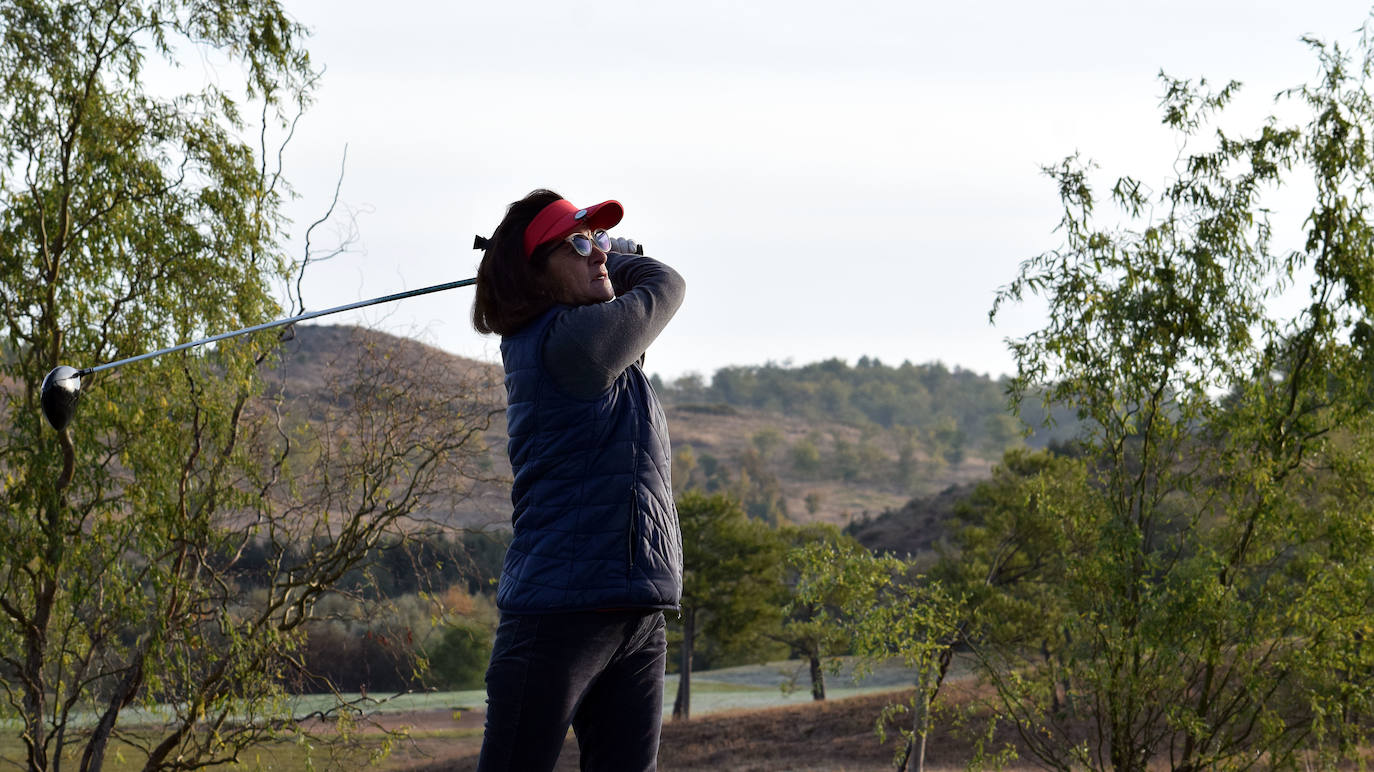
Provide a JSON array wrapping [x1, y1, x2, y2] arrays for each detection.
[[391, 685, 1036, 772]]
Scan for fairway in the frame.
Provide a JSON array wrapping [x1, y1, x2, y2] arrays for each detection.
[[286, 656, 927, 720], [0, 658, 925, 770]]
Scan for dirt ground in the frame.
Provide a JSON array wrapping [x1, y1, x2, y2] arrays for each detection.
[[387, 686, 1026, 772]]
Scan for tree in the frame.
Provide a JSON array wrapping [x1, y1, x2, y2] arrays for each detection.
[[894, 427, 922, 493], [930, 448, 1095, 719], [0, 5, 498, 770], [988, 29, 1374, 771], [672, 491, 786, 720], [777, 523, 861, 701], [671, 443, 698, 494], [427, 622, 494, 691], [751, 426, 783, 458], [790, 433, 823, 477], [791, 538, 961, 772], [730, 445, 788, 523]]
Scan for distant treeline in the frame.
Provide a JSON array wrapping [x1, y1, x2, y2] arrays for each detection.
[[653, 356, 1076, 455]]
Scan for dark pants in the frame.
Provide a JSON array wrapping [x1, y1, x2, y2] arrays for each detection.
[[476, 609, 667, 772]]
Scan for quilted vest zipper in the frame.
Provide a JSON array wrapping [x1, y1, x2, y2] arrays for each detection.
[[627, 383, 642, 574]]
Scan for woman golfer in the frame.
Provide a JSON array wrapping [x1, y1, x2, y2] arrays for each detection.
[[471, 189, 685, 771]]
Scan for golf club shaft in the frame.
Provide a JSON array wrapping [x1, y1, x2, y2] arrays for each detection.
[[79, 277, 476, 376]]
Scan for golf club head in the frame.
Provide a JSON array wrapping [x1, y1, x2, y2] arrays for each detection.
[[41, 366, 81, 431]]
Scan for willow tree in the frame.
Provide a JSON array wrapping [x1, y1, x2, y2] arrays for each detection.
[[790, 539, 961, 772], [0, 3, 496, 770], [989, 28, 1374, 772]]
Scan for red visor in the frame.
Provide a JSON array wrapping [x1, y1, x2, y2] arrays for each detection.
[[523, 198, 624, 259]]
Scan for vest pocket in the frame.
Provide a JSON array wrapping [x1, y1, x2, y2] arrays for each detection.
[[627, 490, 639, 573]]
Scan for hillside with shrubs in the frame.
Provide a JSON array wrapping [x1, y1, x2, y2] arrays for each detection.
[[255, 326, 1053, 698], [652, 357, 1077, 527], [275, 325, 1070, 531]]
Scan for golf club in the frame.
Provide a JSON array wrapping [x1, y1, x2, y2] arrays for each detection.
[[41, 277, 476, 432], [41, 236, 645, 431]]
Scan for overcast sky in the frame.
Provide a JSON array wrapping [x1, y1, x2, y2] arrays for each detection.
[[271, 0, 1372, 382]]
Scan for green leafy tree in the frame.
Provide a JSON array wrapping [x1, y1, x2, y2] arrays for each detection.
[[989, 30, 1374, 771], [831, 434, 862, 481], [730, 445, 788, 523], [672, 491, 786, 720], [929, 416, 964, 466], [426, 621, 494, 691], [671, 443, 698, 494], [777, 523, 860, 701], [791, 539, 962, 772], [790, 433, 823, 477], [752, 426, 783, 458], [930, 448, 1095, 719], [0, 4, 496, 770], [417, 583, 499, 692], [894, 427, 922, 492]]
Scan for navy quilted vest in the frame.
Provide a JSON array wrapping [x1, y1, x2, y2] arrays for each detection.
[[497, 308, 682, 614]]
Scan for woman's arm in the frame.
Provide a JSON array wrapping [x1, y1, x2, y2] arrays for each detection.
[[541, 251, 685, 400]]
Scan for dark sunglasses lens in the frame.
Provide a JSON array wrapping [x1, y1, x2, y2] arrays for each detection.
[[593, 230, 612, 252], [568, 234, 592, 256]]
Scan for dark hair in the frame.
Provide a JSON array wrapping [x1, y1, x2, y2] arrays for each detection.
[[472, 189, 566, 336]]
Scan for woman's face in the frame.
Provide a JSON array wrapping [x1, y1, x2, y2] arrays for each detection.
[[544, 230, 614, 306]]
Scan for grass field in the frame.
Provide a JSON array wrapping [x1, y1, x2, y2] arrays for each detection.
[[0, 658, 925, 770], [271, 656, 926, 721]]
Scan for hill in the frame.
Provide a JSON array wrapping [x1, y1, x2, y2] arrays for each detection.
[[662, 401, 996, 527], [654, 357, 1079, 529], [844, 481, 980, 556], [269, 325, 1020, 531], [262, 324, 513, 529]]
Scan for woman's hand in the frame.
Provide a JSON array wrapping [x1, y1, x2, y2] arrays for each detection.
[[610, 236, 640, 255]]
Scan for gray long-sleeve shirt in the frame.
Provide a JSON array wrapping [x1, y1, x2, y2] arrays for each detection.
[[541, 251, 685, 400]]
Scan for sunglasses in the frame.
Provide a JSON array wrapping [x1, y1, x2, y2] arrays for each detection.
[[564, 229, 612, 257]]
